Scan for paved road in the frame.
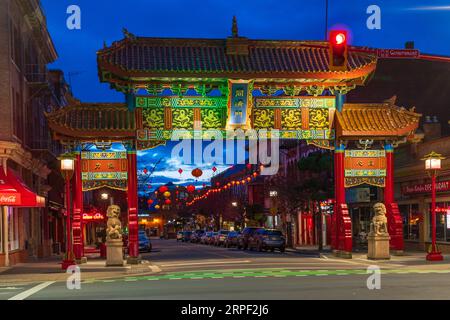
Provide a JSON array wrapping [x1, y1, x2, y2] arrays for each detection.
[[3, 239, 450, 300]]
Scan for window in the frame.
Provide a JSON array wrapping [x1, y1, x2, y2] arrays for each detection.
[[399, 204, 421, 240], [8, 208, 20, 251], [428, 203, 450, 242]]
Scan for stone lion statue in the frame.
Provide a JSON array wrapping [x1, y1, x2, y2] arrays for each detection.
[[106, 205, 123, 240], [370, 203, 388, 236]]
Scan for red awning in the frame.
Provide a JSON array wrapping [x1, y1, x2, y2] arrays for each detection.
[[0, 167, 45, 207]]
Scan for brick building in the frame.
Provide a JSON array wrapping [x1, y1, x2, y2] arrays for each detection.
[[0, 0, 66, 266]]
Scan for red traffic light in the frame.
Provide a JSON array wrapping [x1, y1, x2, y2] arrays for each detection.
[[335, 32, 346, 45], [329, 30, 348, 71]]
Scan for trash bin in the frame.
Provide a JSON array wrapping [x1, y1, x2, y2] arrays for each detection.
[[100, 242, 106, 258]]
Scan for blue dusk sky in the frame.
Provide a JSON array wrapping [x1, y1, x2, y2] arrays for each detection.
[[40, 0, 450, 191]]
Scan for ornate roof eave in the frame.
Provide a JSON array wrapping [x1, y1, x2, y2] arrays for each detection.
[[45, 103, 136, 142], [335, 102, 422, 140], [98, 59, 377, 83]]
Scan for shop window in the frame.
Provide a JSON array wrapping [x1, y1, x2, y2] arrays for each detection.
[[399, 204, 421, 240], [8, 208, 20, 251], [429, 203, 450, 242]]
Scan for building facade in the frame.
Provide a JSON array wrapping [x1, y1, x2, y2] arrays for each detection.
[[0, 0, 65, 266]]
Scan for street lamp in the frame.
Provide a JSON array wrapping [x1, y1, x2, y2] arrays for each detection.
[[422, 151, 445, 261], [101, 192, 109, 200], [232, 202, 238, 207], [59, 154, 76, 270]]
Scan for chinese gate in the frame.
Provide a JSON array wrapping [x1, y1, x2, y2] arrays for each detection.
[[46, 21, 420, 261]]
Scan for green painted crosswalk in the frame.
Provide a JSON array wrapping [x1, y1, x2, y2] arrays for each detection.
[[77, 268, 450, 284]]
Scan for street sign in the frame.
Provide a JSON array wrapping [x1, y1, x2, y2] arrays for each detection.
[[377, 49, 420, 59]]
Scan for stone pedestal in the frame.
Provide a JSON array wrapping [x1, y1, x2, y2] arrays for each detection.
[[106, 239, 124, 266], [367, 234, 391, 260]]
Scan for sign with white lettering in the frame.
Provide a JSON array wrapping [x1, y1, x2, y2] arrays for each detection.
[[402, 180, 450, 195]]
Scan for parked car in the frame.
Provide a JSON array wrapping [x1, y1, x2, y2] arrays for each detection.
[[248, 229, 285, 252], [237, 227, 261, 250], [200, 231, 213, 244], [181, 231, 193, 242], [214, 230, 230, 246], [139, 234, 152, 252], [191, 230, 205, 243], [176, 231, 183, 242], [209, 232, 218, 245], [224, 231, 241, 248]]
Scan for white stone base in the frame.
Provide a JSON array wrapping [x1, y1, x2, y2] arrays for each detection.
[[367, 234, 391, 260], [106, 239, 124, 266]]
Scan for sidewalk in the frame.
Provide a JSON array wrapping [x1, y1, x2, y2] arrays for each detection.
[[0, 255, 159, 286]]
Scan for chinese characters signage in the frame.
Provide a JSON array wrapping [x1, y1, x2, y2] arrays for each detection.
[[81, 152, 128, 191], [344, 150, 386, 188], [228, 80, 252, 127]]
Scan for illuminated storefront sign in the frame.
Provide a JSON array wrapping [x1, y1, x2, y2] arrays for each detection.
[[82, 212, 105, 221], [402, 180, 450, 195]]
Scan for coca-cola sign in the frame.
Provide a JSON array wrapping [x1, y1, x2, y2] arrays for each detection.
[[0, 193, 21, 205], [402, 180, 450, 195]]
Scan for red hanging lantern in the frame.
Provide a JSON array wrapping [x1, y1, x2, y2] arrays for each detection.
[[147, 185, 152, 189], [187, 185, 196, 193], [212, 166, 217, 173], [147, 199, 154, 205], [246, 164, 252, 169], [159, 186, 169, 193], [216, 182, 220, 187], [165, 199, 172, 205], [253, 172, 258, 177], [178, 168, 183, 175], [191, 168, 203, 178], [143, 168, 148, 174]]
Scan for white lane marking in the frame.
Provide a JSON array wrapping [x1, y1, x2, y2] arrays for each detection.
[[149, 265, 162, 272], [8, 281, 55, 301], [160, 260, 251, 267], [0, 287, 22, 291]]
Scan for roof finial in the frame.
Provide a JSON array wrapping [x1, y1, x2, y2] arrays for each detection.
[[122, 27, 136, 40], [232, 16, 238, 38]]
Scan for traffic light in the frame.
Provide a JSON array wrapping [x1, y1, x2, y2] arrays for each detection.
[[329, 30, 348, 71]]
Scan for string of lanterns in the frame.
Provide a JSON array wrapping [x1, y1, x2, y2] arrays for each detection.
[[186, 167, 261, 207]]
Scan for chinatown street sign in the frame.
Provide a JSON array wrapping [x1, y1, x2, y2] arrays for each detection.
[[344, 150, 386, 188], [81, 151, 128, 191], [377, 49, 420, 59]]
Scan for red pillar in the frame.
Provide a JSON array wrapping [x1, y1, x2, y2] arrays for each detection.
[[72, 154, 85, 261], [127, 150, 139, 262], [333, 144, 352, 257], [384, 144, 404, 252]]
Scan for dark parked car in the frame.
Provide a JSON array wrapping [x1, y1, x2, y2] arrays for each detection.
[[237, 227, 261, 250], [191, 230, 205, 243], [138, 234, 152, 252], [249, 229, 285, 252], [200, 231, 212, 244], [214, 230, 230, 246], [224, 231, 241, 248], [181, 231, 193, 242], [206, 232, 217, 245]]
